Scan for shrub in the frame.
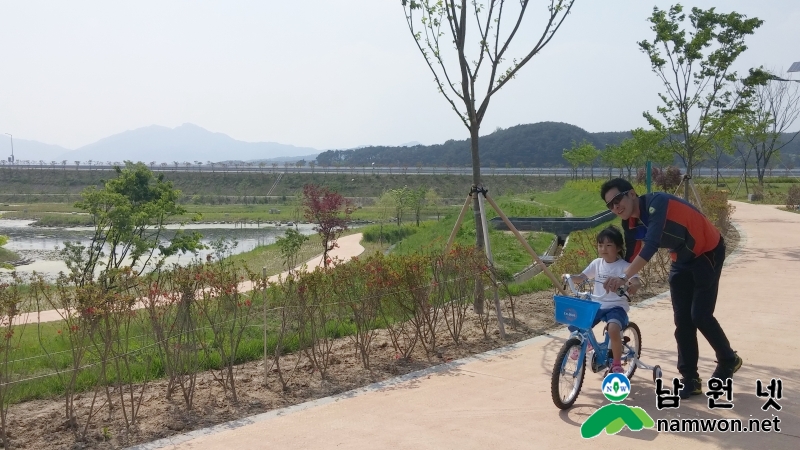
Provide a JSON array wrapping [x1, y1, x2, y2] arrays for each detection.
[[635, 166, 682, 192], [786, 185, 800, 209], [696, 186, 735, 233], [362, 224, 418, 244]]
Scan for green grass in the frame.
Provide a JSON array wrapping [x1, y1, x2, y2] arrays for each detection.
[[388, 195, 560, 278], [0, 167, 566, 204], [0, 247, 20, 264], [5, 294, 285, 403]]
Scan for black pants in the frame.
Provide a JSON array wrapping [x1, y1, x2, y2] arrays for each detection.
[[668, 237, 735, 380]]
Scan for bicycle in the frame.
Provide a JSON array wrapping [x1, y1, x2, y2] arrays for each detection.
[[550, 275, 663, 410]]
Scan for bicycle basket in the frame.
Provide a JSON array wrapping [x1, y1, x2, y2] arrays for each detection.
[[553, 295, 601, 330]]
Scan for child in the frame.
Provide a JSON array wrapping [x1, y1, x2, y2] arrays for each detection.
[[566, 225, 641, 374]]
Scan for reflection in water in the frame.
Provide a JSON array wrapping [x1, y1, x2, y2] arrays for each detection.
[[0, 219, 316, 278]]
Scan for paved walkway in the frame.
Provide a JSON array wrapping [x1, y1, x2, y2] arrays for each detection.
[[15, 233, 365, 325], [138, 203, 799, 450]]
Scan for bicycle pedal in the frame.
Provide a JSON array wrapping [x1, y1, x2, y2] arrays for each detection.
[[623, 336, 630, 344]]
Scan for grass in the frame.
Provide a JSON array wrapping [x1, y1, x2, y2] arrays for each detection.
[[388, 195, 561, 278], [0, 167, 566, 203], [0, 247, 21, 264], [5, 293, 284, 403]]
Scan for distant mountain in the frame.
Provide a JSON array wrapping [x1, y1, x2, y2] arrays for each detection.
[[316, 122, 800, 168], [316, 122, 632, 167], [0, 138, 71, 163], [56, 124, 319, 163], [246, 154, 320, 163]]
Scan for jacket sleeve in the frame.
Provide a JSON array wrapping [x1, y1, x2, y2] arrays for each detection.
[[638, 194, 668, 262], [623, 219, 638, 263]]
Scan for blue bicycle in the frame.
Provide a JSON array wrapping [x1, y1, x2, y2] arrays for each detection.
[[550, 275, 663, 410]]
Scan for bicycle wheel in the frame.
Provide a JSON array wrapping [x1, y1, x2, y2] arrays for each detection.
[[621, 322, 642, 379], [551, 337, 586, 410]]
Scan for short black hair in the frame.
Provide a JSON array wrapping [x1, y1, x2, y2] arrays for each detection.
[[600, 178, 634, 201], [597, 225, 625, 258]]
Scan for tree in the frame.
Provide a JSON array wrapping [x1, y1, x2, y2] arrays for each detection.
[[631, 127, 672, 170], [741, 73, 800, 186], [64, 162, 202, 288], [402, 0, 575, 251], [408, 187, 428, 226], [302, 184, 352, 268], [708, 116, 740, 187], [388, 186, 413, 226], [275, 228, 310, 274], [638, 4, 764, 198], [425, 187, 443, 221], [562, 140, 597, 180]]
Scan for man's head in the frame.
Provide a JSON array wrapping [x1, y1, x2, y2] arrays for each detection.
[[600, 178, 638, 220]]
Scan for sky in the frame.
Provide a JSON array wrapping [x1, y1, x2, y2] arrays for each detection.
[[1, 0, 798, 152]]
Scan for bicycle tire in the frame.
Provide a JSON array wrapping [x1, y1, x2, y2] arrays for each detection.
[[622, 322, 642, 379], [551, 337, 586, 410]]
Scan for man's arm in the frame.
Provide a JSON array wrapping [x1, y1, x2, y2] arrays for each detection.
[[605, 255, 648, 292]]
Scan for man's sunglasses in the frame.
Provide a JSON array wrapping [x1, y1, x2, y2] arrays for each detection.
[[606, 190, 631, 209]]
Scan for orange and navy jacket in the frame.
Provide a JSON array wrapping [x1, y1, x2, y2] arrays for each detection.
[[622, 192, 720, 264]]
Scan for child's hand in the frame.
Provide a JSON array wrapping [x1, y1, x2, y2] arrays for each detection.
[[569, 274, 585, 284]]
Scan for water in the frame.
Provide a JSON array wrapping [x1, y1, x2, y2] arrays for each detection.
[[0, 219, 316, 279]]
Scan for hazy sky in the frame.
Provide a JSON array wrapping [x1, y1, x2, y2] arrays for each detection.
[[1, 1, 798, 151]]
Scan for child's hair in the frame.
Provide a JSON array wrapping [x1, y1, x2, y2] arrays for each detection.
[[596, 225, 625, 259]]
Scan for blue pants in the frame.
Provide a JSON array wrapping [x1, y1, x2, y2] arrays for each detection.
[[568, 306, 629, 333]]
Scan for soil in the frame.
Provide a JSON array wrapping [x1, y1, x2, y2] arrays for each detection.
[[4, 227, 739, 449]]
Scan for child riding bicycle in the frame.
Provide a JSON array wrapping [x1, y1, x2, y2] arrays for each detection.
[[565, 226, 641, 374]]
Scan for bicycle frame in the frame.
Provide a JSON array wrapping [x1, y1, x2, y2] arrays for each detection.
[[558, 276, 636, 377]]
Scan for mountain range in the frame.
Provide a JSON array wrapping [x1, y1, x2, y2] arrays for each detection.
[[1, 124, 319, 164], [4, 122, 798, 168], [316, 122, 800, 168]]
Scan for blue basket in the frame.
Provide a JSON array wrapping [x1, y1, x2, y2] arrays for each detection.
[[553, 295, 601, 330]]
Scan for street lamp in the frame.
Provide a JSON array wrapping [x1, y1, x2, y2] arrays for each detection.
[[4, 133, 13, 163], [768, 62, 800, 83]]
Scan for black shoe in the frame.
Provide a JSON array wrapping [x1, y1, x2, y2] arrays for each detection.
[[711, 352, 743, 381], [679, 377, 703, 399]]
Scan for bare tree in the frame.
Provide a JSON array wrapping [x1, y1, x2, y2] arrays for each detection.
[[402, 0, 575, 254], [742, 72, 800, 186]]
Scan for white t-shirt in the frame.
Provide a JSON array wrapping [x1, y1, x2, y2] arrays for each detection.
[[581, 258, 636, 311]]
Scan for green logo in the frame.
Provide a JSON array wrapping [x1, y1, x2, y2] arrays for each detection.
[[649, 206, 656, 214], [581, 373, 655, 438]]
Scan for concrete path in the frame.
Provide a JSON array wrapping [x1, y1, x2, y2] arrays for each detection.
[[139, 203, 800, 450], [15, 233, 365, 325]]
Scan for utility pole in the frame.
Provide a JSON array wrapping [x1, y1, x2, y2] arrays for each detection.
[[4, 133, 13, 163]]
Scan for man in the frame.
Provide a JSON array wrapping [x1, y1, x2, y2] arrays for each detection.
[[600, 178, 741, 399]]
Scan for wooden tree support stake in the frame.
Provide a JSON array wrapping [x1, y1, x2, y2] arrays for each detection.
[[483, 193, 567, 296]]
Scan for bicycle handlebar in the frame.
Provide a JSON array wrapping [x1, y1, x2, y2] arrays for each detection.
[[562, 274, 630, 302]]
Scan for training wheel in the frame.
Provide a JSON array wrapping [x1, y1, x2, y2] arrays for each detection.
[[652, 365, 662, 383]]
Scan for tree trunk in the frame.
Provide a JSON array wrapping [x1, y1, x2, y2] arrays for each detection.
[[470, 124, 485, 315], [684, 154, 693, 200]]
